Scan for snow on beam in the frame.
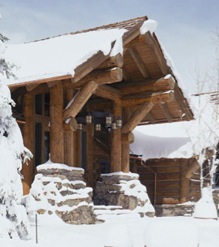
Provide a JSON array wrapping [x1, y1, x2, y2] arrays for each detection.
[[72, 51, 110, 83], [98, 53, 123, 69]]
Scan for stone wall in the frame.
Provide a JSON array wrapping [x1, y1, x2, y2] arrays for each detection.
[[94, 172, 155, 217], [28, 162, 95, 224], [155, 203, 195, 217]]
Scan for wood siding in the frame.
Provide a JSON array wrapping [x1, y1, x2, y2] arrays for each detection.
[[134, 158, 201, 205]]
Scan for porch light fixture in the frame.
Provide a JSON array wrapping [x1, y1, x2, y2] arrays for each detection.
[[106, 116, 112, 126], [111, 122, 117, 130], [86, 115, 92, 124], [95, 124, 101, 131], [116, 119, 122, 128], [78, 123, 83, 131]]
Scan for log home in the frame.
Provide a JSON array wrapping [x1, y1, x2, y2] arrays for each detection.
[[3, 16, 194, 195]]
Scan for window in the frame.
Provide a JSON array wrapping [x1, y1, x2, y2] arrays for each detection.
[[34, 93, 50, 166]]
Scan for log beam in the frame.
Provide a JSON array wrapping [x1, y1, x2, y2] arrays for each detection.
[[122, 90, 175, 107], [74, 67, 123, 87], [95, 85, 121, 102], [73, 51, 110, 83], [98, 53, 123, 69], [122, 102, 154, 134], [26, 84, 39, 92], [123, 18, 144, 46], [50, 82, 64, 163], [63, 80, 98, 121], [9, 74, 71, 90], [119, 75, 176, 95]]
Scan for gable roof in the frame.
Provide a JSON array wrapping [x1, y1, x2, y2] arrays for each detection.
[[3, 16, 194, 125]]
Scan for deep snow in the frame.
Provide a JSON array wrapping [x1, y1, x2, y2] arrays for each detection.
[[0, 214, 218, 247]]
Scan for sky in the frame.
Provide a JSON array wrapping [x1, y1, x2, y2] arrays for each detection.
[[0, 0, 219, 94]]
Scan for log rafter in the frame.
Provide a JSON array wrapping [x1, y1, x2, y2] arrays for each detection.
[[63, 80, 98, 121], [147, 112, 156, 124], [159, 103, 173, 122], [128, 47, 149, 78], [94, 85, 121, 102], [174, 86, 193, 120], [122, 102, 154, 134], [142, 32, 169, 75]]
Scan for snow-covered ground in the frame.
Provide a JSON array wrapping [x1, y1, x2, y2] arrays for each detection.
[[0, 214, 218, 247]]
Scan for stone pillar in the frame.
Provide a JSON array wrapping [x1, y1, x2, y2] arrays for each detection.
[[94, 172, 155, 217]]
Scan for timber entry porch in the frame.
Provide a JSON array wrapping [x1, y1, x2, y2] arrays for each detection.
[[9, 16, 193, 195]]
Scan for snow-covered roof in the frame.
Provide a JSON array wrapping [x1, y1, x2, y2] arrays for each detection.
[[130, 128, 193, 160], [0, 16, 193, 125], [1, 28, 126, 86], [131, 94, 219, 160], [0, 17, 157, 87]]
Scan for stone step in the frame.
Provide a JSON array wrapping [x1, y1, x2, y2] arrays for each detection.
[[93, 205, 140, 222]]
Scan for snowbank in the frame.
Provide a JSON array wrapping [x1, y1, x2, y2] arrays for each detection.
[[193, 187, 218, 219]]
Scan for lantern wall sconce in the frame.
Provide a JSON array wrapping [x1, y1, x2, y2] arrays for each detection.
[[111, 122, 117, 130], [86, 115, 92, 124], [77, 123, 83, 131], [106, 116, 112, 126], [95, 124, 101, 131], [116, 119, 122, 128]]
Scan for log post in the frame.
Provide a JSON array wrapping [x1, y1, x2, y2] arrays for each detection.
[[185, 160, 200, 179], [50, 82, 64, 163], [110, 102, 122, 172], [64, 89, 75, 166], [121, 134, 130, 173], [86, 124, 94, 186], [180, 160, 190, 203], [22, 93, 35, 195]]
